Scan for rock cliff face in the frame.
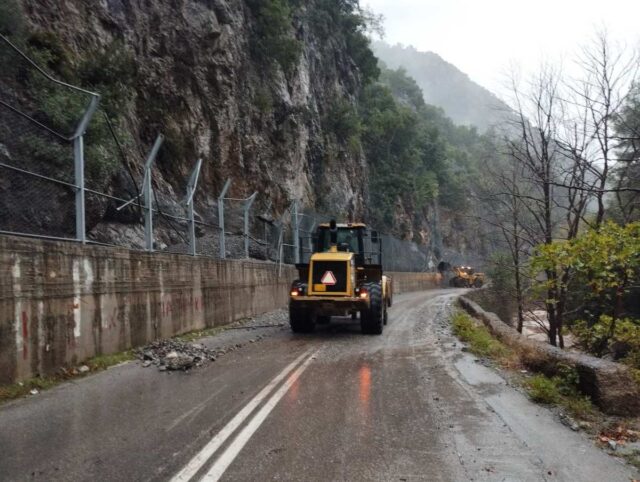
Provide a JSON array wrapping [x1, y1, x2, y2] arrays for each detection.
[[21, 0, 368, 220], [1, 0, 492, 266]]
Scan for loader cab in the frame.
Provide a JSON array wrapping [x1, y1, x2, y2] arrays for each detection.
[[314, 223, 381, 267]]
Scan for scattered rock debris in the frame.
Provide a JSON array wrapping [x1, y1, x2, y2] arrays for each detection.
[[134, 310, 286, 373], [598, 425, 640, 451], [135, 340, 218, 372], [135, 336, 266, 372]]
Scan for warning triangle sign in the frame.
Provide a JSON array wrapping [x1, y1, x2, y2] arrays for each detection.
[[321, 271, 337, 285]]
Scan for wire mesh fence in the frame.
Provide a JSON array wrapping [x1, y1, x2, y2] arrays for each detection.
[[0, 34, 437, 272]]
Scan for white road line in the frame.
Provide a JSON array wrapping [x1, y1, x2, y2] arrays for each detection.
[[202, 349, 320, 481], [171, 349, 313, 482]]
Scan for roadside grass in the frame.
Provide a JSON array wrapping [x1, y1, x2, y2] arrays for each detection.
[[451, 310, 595, 421], [524, 374, 595, 420], [621, 450, 640, 470], [0, 319, 253, 404], [451, 311, 516, 366], [0, 376, 59, 402], [0, 350, 134, 405], [85, 350, 134, 371]]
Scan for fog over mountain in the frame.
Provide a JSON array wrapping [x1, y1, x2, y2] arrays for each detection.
[[373, 42, 511, 132]]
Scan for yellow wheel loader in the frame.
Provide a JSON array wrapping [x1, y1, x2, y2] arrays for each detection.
[[449, 266, 485, 288], [289, 220, 392, 335]]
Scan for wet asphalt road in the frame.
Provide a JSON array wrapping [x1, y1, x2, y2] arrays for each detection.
[[0, 289, 637, 481]]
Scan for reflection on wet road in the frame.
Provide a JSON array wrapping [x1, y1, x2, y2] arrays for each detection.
[[0, 290, 637, 481]]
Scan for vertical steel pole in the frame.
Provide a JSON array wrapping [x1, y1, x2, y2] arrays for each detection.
[[188, 201, 196, 256], [277, 227, 284, 276], [74, 135, 86, 243], [292, 200, 300, 264], [143, 135, 164, 252], [218, 179, 232, 259], [243, 192, 258, 259], [72, 95, 99, 243], [143, 171, 152, 251], [186, 159, 203, 257]]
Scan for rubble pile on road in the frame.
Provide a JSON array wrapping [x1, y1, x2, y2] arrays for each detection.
[[135, 340, 218, 371]]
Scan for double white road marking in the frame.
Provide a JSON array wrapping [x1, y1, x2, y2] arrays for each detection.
[[172, 348, 319, 482]]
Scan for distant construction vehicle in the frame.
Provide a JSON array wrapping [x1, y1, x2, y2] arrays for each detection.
[[289, 221, 392, 335], [449, 266, 485, 288]]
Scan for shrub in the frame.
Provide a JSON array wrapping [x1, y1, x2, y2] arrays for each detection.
[[526, 375, 560, 404], [247, 0, 302, 72], [22, 37, 137, 187], [0, 0, 25, 39], [524, 371, 595, 419], [254, 87, 274, 114], [572, 316, 640, 368], [324, 98, 361, 141]]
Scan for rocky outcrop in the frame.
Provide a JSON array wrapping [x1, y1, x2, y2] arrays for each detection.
[[17, 0, 368, 232]]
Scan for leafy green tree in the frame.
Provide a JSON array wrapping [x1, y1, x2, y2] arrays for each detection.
[[532, 222, 640, 363]]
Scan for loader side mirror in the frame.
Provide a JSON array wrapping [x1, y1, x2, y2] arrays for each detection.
[[371, 230, 379, 243]]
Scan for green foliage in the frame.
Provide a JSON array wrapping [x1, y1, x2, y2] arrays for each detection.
[[0, 376, 58, 404], [532, 222, 640, 300], [247, 0, 302, 72], [76, 40, 138, 118], [524, 371, 594, 419], [0, 350, 133, 404], [308, 0, 380, 83], [0, 0, 25, 39], [451, 311, 510, 359], [324, 98, 361, 141], [573, 316, 640, 367], [356, 66, 485, 232], [19, 34, 137, 186], [254, 87, 274, 114], [526, 375, 561, 404], [532, 223, 640, 367]]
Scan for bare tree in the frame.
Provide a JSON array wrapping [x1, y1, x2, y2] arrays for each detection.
[[568, 30, 639, 225], [503, 65, 571, 346]]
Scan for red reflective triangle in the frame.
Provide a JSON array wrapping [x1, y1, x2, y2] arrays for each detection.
[[321, 271, 337, 285]]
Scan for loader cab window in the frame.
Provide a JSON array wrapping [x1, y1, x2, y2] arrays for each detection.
[[316, 228, 363, 255]]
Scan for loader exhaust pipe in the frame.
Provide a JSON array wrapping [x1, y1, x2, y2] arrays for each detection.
[[329, 219, 338, 246]]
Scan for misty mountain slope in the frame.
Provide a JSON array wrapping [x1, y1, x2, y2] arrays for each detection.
[[373, 42, 511, 131]]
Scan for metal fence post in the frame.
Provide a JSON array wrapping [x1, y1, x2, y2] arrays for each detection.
[[277, 226, 284, 276], [142, 135, 164, 252], [243, 192, 258, 259], [218, 178, 231, 259], [292, 200, 300, 264], [72, 95, 99, 243], [186, 158, 203, 257]]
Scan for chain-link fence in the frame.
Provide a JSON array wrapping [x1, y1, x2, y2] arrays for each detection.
[[0, 34, 438, 272]]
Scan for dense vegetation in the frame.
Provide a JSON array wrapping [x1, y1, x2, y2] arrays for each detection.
[[357, 67, 492, 238], [247, 0, 379, 82], [474, 33, 640, 373], [2, 20, 136, 186], [373, 42, 512, 131]]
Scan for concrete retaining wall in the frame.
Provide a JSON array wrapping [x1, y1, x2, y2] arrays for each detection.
[[389, 272, 442, 293], [0, 235, 296, 384], [459, 296, 640, 416], [0, 235, 441, 384]]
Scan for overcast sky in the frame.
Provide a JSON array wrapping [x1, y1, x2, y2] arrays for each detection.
[[361, 0, 640, 97]]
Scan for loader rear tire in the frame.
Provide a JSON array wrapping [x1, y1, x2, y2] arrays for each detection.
[[290, 303, 315, 333], [361, 282, 384, 335]]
